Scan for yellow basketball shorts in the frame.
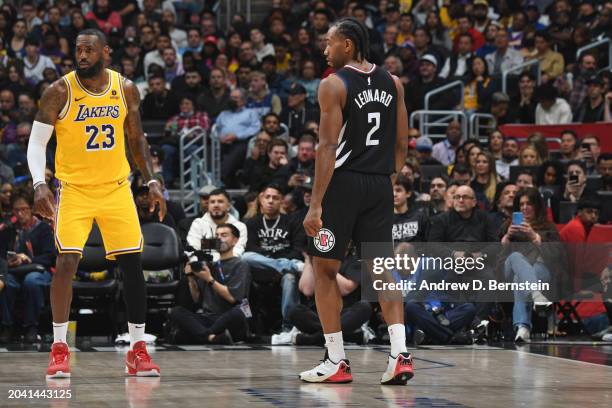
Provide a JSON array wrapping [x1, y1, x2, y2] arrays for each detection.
[[54, 179, 143, 260]]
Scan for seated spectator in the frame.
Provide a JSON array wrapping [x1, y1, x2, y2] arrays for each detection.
[[432, 120, 464, 166], [288, 244, 371, 345], [574, 75, 606, 123], [560, 195, 601, 242], [532, 31, 564, 80], [178, 185, 216, 244], [141, 74, 180, 120], [415, 136, 441, 165], [186, 189, 248, 262], [6, 122, 29, 169], [490, 181, 519, 233], [450, 163, 471, 186], [197, 68, 231, 120], [404, 301, 476, 345], [160, 47, 184, 84], [0, 89, 18, 146], [563, 160, 591, 203], [250, 27, 275, 62], [242, 131, 273, 183], [0, 183, 12, 220], [280, 82, 320, 140], [489, 92, 514, 125], [287, 133, 316, 190], [134, 185, 176, 229], [597, 153, 612, 191], [578, 134, 601, 175], [519, 143, 542, 167], [559, 130, 579, 161], [500, 187, 565, 343], [471, 152, 499, 211], [466, 144, 482, 175], [463, 56, 495, 113], [488, 130, 504, 161], [516, 169, 536, 189], [485, 27, 524, 76], [297, 59, 321, 106], [452, 14, 485, 53], [144, 33, 181, 79], [85, 0, 122, 35], [555, 52, 598, 112], [535, 83, 572, 125], [171, 68, 204, 103], [215, 88, 261, 187], [243, 184, 306, 332], [428, 176, 449, 215], [509, 72, 537, 124], [405, 54, 454, 113], [245, 139, 291, 193], [0, 194, 54, 343], [162, 96, 211, 186], [169, 224, 250, 344], [179, 27, 203, 56], [23, 37, 56, 86], [162, 9, 187, 49], [440, 33, 473, 80], [246, 71, 282, 118], [393, 176, 429, 244]]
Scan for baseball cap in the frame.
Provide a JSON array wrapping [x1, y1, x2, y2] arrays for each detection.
[[473, 0, 489, 7], [415, 136, 433, 152], [420, 54, 438, 67], [401, 40, 416, 54], [204, 35, 218, 46], [198, 184, 218, 197], [289, 82, 307, 95]]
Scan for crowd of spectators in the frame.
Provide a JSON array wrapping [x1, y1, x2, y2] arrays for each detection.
[[0, 0, 611, 345]]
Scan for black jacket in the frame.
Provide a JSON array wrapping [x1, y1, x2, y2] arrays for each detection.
[[246, 214, 305, 260]]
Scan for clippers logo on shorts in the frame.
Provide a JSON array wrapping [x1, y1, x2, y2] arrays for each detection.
[[314, 228, 335, 252]]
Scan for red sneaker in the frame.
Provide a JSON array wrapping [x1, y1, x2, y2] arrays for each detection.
[[125, 341, 161, 377], [46, 342, 71, 379], [380, 352, 414, 385]]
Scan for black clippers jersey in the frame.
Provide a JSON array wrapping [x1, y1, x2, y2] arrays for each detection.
[[334, 64, 397, 175]]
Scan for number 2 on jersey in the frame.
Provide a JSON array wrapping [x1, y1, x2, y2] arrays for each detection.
[[365, 112, 380, 146], [86, 124, 115, 151]]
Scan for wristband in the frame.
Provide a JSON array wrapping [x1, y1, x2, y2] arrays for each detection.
[[33, 181, 46, 190], [146, 179, 160, 187]]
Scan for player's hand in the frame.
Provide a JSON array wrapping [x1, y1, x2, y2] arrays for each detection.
[[303, 205, 323, 237], [33, 184, 55, 221], [148, 181, 167, 222]]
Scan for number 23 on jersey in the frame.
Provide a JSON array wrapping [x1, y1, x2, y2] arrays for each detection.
[[85, 124, 115, 151]]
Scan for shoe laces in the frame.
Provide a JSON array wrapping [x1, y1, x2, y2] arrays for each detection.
[[134, 346, 152, 363], [52, 347, 68, 364]]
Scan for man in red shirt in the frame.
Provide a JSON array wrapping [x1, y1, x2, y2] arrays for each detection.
[[452, 15, 485, 53]]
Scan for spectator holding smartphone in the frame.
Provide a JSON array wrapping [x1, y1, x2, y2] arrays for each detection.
[[563, 160, 589, 202], [578, 135, 601, 175]]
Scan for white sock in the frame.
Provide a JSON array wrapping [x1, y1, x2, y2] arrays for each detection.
[[388, 323, 407, 357], [53, 322, 68, 344], [128, 322, 146, 349], [324, 331, 345, 363]]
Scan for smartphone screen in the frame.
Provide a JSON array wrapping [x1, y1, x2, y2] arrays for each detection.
[[512, 212, 524, 225], [569, 174, 579, 184]]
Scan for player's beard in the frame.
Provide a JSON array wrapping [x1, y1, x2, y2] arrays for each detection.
[[76, 59, 104, 79]]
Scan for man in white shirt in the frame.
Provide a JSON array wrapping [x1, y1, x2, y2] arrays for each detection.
[[250, 28, 275, 63], [535, 83, 573, 125], [187, 189, 248, 262], [485, 28, 524, 76], [23, 37, 56, 85], [162, 9, 187, 49], [432, 120, 465, 166], [144, 33, 181, 79], [440, 33, 473, 79], [495, 137, 520, 180]]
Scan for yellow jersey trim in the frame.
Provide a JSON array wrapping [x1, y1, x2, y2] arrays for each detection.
[[57, 76, 72, 120], [117, 72, 128, 111], [74, 69, 112, 97]]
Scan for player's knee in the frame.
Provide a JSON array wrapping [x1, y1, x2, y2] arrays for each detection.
[[56, 253, 81, 276]]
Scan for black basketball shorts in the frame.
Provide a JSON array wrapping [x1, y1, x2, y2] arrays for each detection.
[[307, 170, 394, 261]]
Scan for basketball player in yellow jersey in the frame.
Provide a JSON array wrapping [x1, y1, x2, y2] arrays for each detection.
[[26, 29, 166, 379]]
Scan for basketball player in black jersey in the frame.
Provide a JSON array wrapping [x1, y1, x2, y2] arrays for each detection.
[[300, 18, 412, 384]]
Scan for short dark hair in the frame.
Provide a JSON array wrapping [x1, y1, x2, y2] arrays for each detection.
[[567, 159, 587, 173], [394, 175, 413, 192], [77, 28, 107, 46], [561, 129, 577, 140], [577, 195, 601, 211], [536, 83, 557, 102], [209, 188, 231, 202], [217, 223, 240, 239], [261, 183, 283, 195], [262, 112, 280, 124], [298, 133, 316, 146], [597, 152, 612, 164], [451, 163, 470, 176], [267, 138, 288, 154], [516, 168, 535, 181], [581, 134, 600, 146], [534, 30, 551, 43]]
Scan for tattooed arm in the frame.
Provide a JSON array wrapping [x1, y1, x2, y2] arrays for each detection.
[[123, 79, 167, 221]]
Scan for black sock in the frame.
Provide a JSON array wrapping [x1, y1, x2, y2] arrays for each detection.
[[116, 253, 147, 324]]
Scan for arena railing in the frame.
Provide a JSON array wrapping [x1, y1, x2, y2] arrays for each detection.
[[424, 80, 464, 111], [469, 113, 497, 142], [409, 110, 468, 141], [179, 126, 221, 217], [577, 37, 611, 72], [501, 59, 541, 94]]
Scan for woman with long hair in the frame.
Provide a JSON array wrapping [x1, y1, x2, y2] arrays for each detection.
[[519, 143, 542, 166], [488, 129, 504, 160], [537, 159, 566, 222], [471, 151, 499, 210], [4, 60, 28, 96], [526, 132, 549, 162], [425, 11, 452, 51], [463, 56, 495, 113], [7, 18, 26, 59], [500, 187, 565, 342], [466, 144, 483, 175]]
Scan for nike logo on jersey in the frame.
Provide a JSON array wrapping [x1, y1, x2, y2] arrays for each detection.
[[74, 96, 86, 102]]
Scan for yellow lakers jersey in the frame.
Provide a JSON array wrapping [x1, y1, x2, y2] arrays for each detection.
[[54, 69, 130, 186]]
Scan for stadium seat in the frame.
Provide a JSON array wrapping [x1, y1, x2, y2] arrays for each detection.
[[559, 201, 579, 224]]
